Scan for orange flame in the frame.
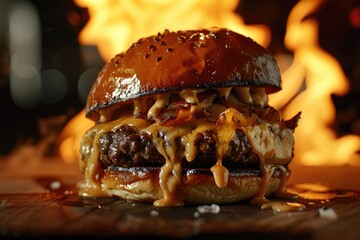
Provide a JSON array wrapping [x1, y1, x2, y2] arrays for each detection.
[[74, 0, 270, 61], [58, 109, 93, 163], [59, 0, 360, 167], [269, 0, 360, 166]]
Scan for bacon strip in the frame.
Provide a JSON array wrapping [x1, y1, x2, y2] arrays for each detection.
[[282, 112, 301, 130]]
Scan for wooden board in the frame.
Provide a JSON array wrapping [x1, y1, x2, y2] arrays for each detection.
[[0, 176, 360, 239]]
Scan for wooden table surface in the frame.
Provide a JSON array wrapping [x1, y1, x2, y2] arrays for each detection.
[[1, 158, 360, 239], [0, 176, 359, 240]]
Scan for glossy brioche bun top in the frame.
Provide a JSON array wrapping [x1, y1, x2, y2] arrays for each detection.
[[86, 28, 282, 120]]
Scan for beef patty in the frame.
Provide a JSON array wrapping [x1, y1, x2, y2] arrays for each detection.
[[98, 124, 260, 169]]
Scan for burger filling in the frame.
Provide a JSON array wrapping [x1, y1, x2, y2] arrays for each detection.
[[79, 86, 300, 207]]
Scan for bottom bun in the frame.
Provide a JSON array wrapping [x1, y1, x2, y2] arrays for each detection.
[[101, 167, 284, 205]]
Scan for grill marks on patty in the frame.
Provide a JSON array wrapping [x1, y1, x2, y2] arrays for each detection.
[[98, 125, 260, 169]]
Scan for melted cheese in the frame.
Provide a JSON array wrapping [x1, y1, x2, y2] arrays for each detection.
[[216, 87, 232, 100], [250, 87, 269, 107], [179, 89, 199, 104], [147, 94, 170, 120], [79, 116, 151, 197], [210, 163, 229, 188], [79, 86, 298, 208], [234, 87, 252, 104], [133, 99, 143, 116]]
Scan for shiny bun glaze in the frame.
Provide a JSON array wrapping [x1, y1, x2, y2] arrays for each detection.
[[86, 28, 281, 120]]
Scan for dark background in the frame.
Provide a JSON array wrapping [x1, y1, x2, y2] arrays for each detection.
[[0, 0, 359, 155]]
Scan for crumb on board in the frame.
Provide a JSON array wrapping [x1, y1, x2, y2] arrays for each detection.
[[318, 207, 337, 219], [196, 204, 221, 214]]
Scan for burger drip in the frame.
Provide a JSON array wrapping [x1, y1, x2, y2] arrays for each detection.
[[251, 163, 305, 212], [276, 165, 290, 197], [249, 87, 269, 107], [210, 163, 229, 188], [216, 87, 232, 100], [210, 108, 243, 188], [154, 161, 183, 207], [245, 123, 304, 211], [79, 117, 152, 197], [147, 94, 170, 121], [178, 89, 200, 104], [79, 128, 111, 197], [145, 120, 188, 207], [269, 165, 306, 212], [133, 98, 148, 117], [234, 87, 252, 105], [79, 86, 300, 208], [249, 157, 276, 209], [182, 134, 197, 162]]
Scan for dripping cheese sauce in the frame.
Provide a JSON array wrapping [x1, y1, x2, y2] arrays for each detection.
[[79, 86, 304, 211]]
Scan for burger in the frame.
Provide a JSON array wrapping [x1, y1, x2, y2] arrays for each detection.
[[79, 28, 301, 208]]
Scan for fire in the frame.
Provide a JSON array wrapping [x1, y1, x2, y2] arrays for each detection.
[[58, 109, 93, 163], [269, 0, 360, 166], [59, 0, 360, 166], [74, 0, 270, 61]]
